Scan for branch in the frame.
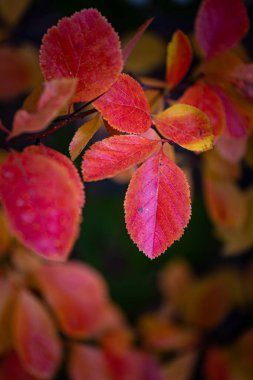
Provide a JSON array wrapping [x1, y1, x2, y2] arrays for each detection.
[[4, 108, 97, 148]]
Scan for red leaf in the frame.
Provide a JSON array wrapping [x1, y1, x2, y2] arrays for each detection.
[[34, 262, 109, 337], [195, 0, 249, 59], [154, 104, 213, 152], [0, 146, 84, 260], [122, 18, 153, 63], [124, 149, 191, 259], [178, 82, 225, 137], [39, 9, 123, 102], [93, 74, 152, 134], [0, 351, 39, 380], [9, 79, 77, 139], [105, 350, 164, 380], [68, 345, 112, 380], [12, 290, 62, 379], [166, 30, 192, 89], [26, 145, 84, 208], [82, 134, 161, 181]]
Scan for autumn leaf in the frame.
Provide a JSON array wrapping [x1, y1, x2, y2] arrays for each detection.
[[124, 149, 191, 259], [203, 176, 246, 230], [178, 82, 225, 137], [12, 289, 62, 379], [0, 146, 84, 260], [34, 262, 109, 337], [39, 9, 123, 102], [166, 30, 192, 89], [0, 209, 12, 256], [0, 351, 39, 380], [9, 79, 77, 139], [154, 104, 213, 152], [231, 63, 253, 100], [93, 74, 152, 134], [213, 86, 250, 138], [0, 44, 41, 101], [26, 145, 84, 208], [0, 277, 14, 355], [69, 114, 101, 161], [217, 187, 253, 256], [215, 132, 247, 163], [68, 345, 112, 380], [82, 134, 160, 181], [195, 0, 249, 59], [122, 18, 153, 63]]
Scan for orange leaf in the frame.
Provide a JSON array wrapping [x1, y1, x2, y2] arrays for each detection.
[[154, 104, 213, 152], [178, 82, 225, 137], [9, 78, 77, 139], [12, 289, 62, 379], [39, 9, 123, 102], [34, 262, 109, 337], [0, 209, 12, 256], [69, 114, 101, 161], [124, 149, 191, 259], [0, 44, 40, 101], [93, 74, 152, 134], [0, 146, 84, 260], [0, 277, 15, 355], [166, 30, 192, 89], [203, 176, 246, 230], [195, 0, 249, 59], [217, 187, 253, 256], [82, 134, 160, 182], [68, 345, 112, 380]]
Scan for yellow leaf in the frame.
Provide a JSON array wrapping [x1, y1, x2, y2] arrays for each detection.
[[69, 114, 101, 161], [154, 104, 213, 152]]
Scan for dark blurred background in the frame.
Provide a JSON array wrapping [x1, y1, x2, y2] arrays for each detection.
[[1, 0, 253, 325]]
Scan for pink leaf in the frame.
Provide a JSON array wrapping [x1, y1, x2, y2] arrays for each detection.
[[9, 79, 77, 139], [232, 63, 253, 100], [93, 74, 152, 134], [124, 149, 191, 259], [25, 145, 84, 208], [12, 290, 62, 379], [195, 0, 249, 59], [0, 146, 84, 260], [34, 262, 109, 337], [82, 134, 161, 181], [215, 133, 247, 163], [122, 18, 153, 63], [39, 9, 123, 102], [214, 86, 249, 138], [68, 345, 112, 380]]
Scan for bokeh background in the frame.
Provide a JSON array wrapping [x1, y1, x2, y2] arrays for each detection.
[[1, 1, 253, 379]]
